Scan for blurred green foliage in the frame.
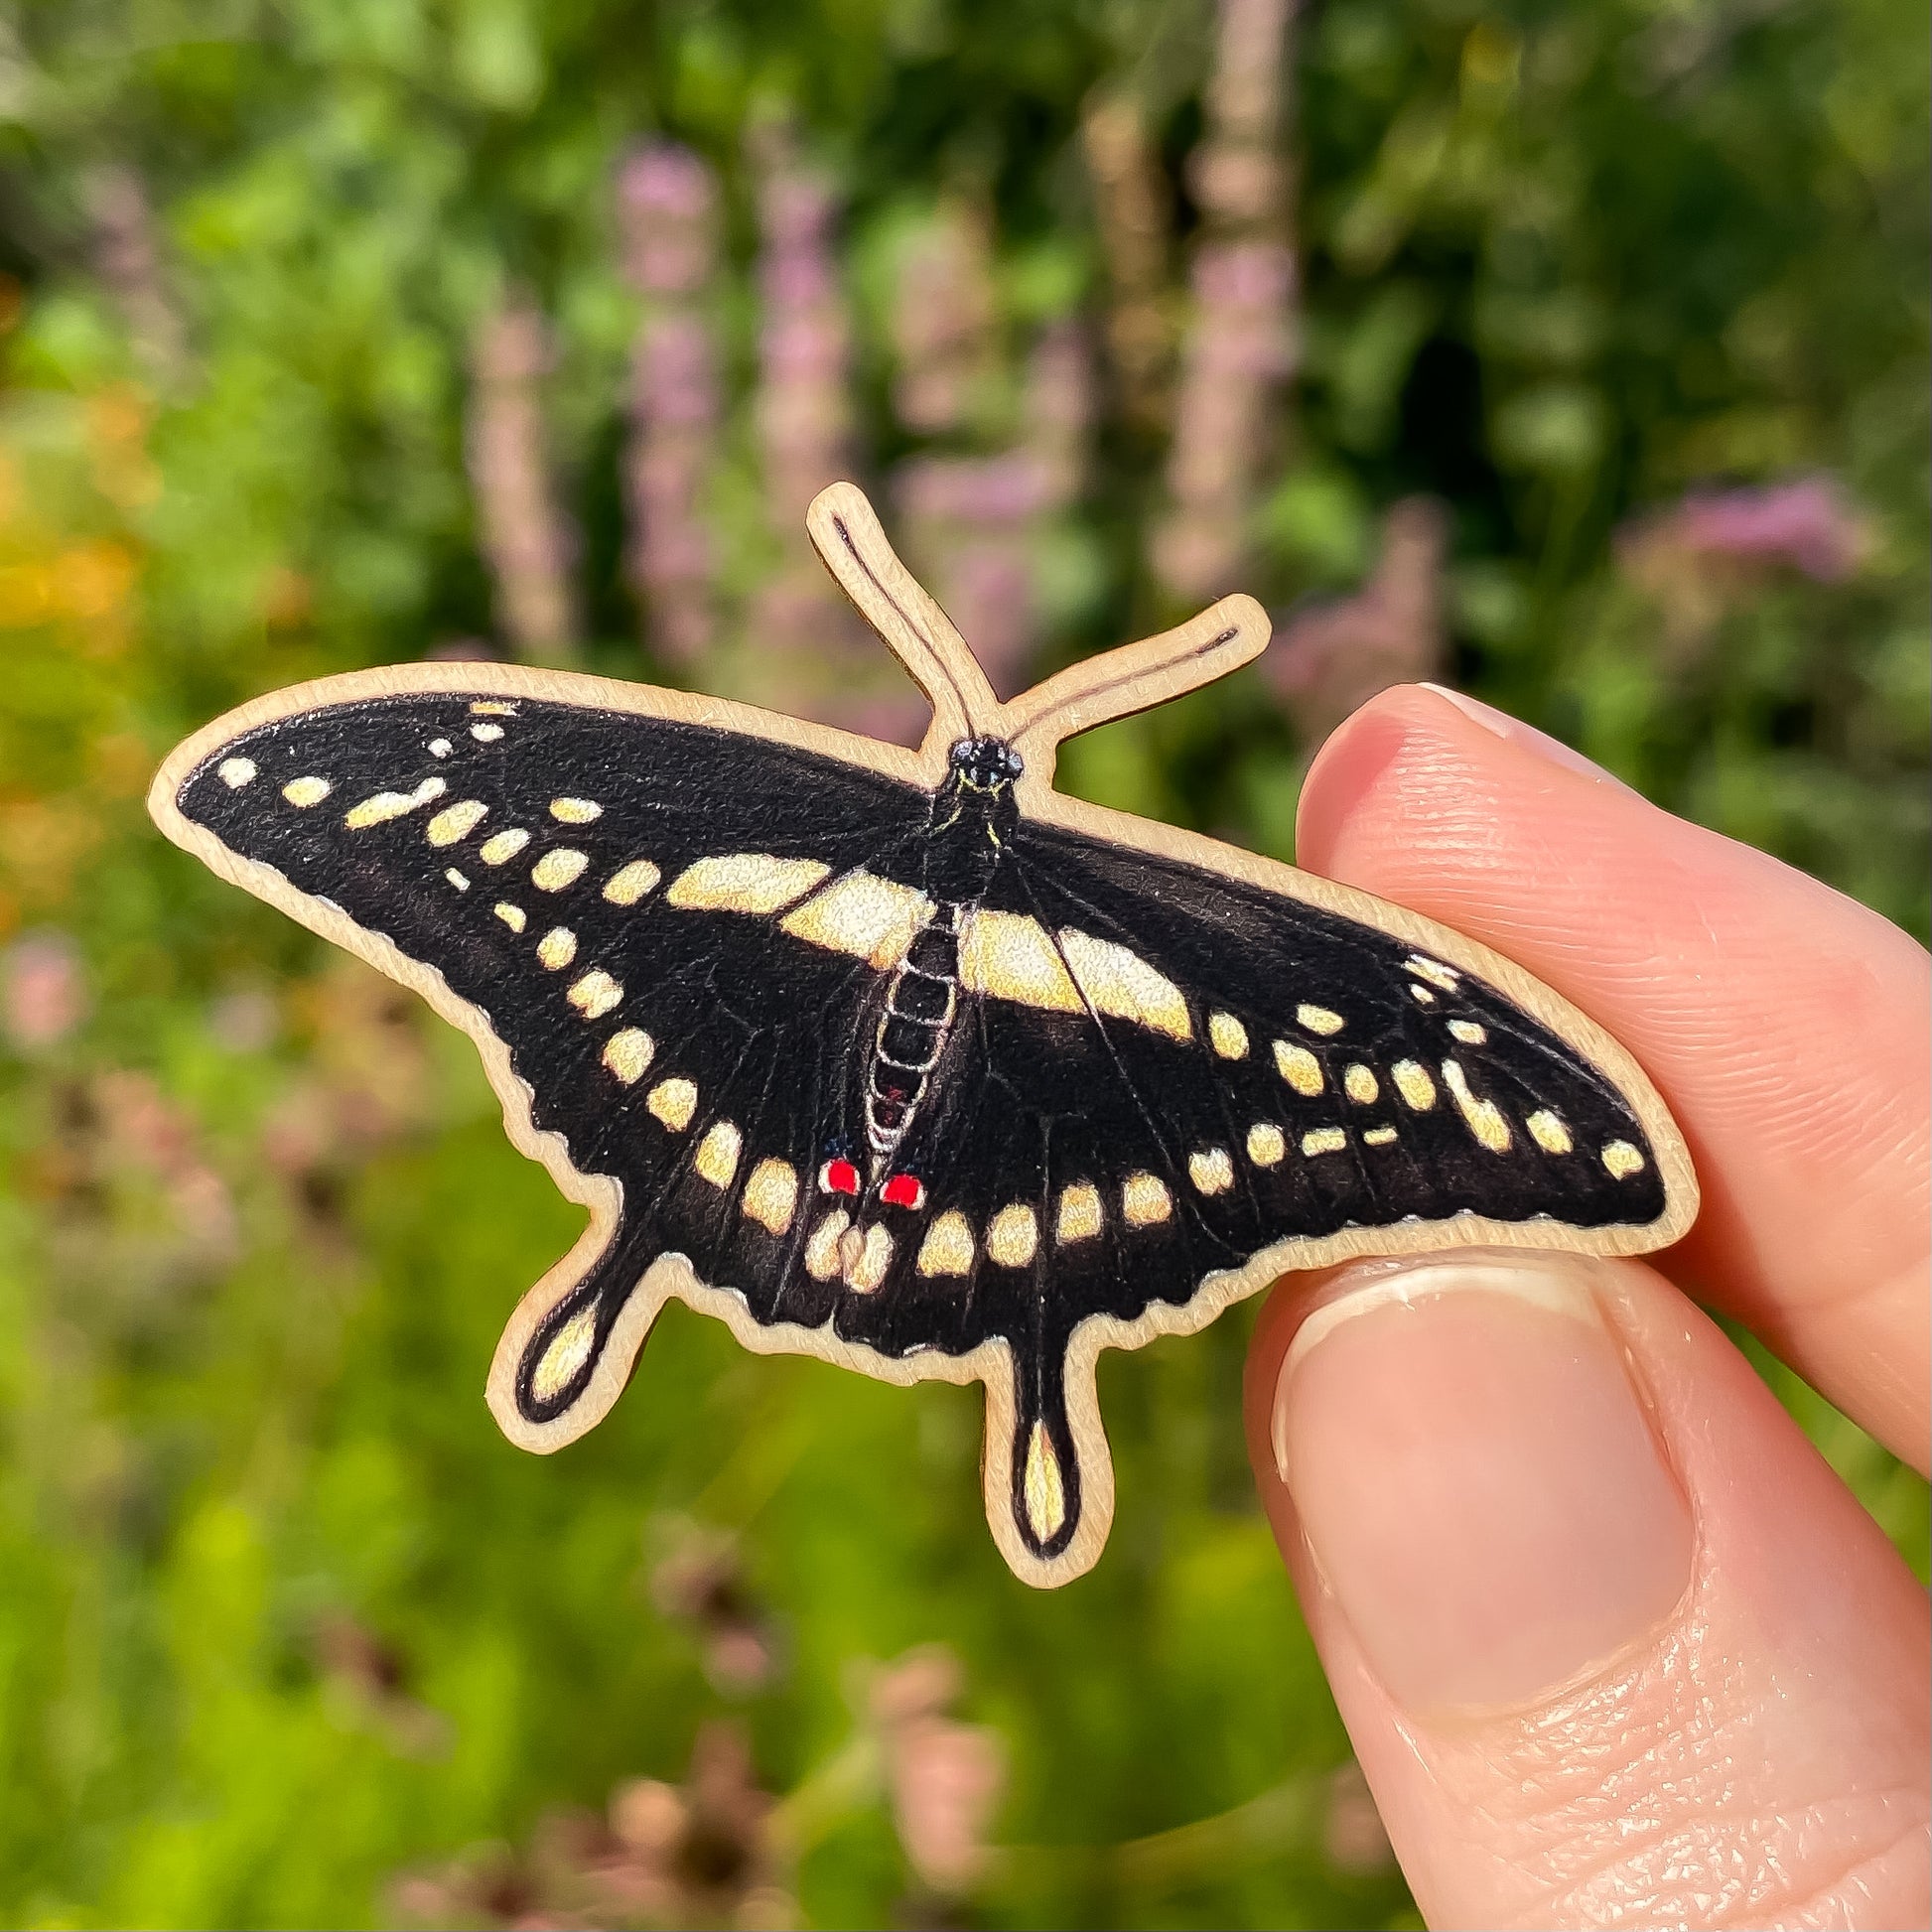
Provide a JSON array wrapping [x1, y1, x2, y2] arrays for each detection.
[[0, 0, 1924, 1925]]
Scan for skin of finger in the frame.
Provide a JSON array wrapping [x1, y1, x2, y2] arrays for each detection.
[[1246, 1261, 1932, 1932], [1296, 686, 1930, 1471]]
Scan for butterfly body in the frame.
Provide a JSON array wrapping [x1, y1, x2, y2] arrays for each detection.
[[858, 737, 1023, 1183], [149, 484, 1697, 1587]]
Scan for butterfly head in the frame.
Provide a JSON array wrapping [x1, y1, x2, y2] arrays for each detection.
[[948, 737, 1025, 795]]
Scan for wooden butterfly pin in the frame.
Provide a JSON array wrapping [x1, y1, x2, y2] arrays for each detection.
[[149, 482, 1697, 1587]]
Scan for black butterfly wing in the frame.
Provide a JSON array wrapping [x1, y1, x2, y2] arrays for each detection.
[[849, 812, 1681, 1566], [165, 684, 947, 1402]]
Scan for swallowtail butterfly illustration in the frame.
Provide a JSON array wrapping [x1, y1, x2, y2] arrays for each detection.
[[150, 483, 1696, 1586]]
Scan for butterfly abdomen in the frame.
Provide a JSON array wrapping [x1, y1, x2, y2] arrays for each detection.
[[866, 899, 963, 1164]]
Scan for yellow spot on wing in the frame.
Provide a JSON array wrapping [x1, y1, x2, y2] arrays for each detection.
[[494, 901, 526, 932], [1209, 1012, 1249, 1058], [470, 701, 517, 716], [444, 869, 469, 891], [1443, 1058, 1511, 1152], [694, 1121, 742, 1189], [1302, 1128, 1347, 1156], [1024, 1422, 1066, 1542], [550, 797, 602, 823], [282, 775, 332, 807], [1411, 984, 1437, 1006], [1344, 1063, 1380, 1104], [1392, 1060, 1437, 1110], [1188, 1148, 1234, 1194], [665, 853, 830, 914], [530, 1307, 597, 1404], [1247, 1122, 1285, 1167], [987, 1204, 1039, 1268], [1363, 1125, 1398, 1147], [426, 799, 488, 846], [1055, 1183, 1102, 1244], [1274, 1040, 1323, 1095], [1060, 929, 1192, 1040], [531, 848, 589, 892], [568, 970, 623, 1019], [1296, 1003, 1344, 1035], [1122, 1173, 1171, 1226], [1601, 1140, 1645, 1178], [917, 1211, 975, 1277], [603, 860, 660, 905], [345, 775, 447, 829], [646, 1078, 696, 1131], [1449, 1019, 1487, 1045], [958, 910, 1081, 1015], [805, 1210, 849, 1281], [741, 1160, 798, 1236], [1405, 955, 1460, 992], [536, 926, 577, 969], [956, 916, 1192, 1039], [480, 829, 529, 865], [218, 758, 256, 787], [602, 1029, 654, 1085], [780, 871, 934, 969], [844, 1224, 893, 1293], [1528, 1110, 1573, 1155]]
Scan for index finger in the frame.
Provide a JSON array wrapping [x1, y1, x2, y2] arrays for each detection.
[[1297, 684, 1930, 1471]]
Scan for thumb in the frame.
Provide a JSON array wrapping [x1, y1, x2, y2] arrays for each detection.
[[1245, 1251, 1930, 1930]]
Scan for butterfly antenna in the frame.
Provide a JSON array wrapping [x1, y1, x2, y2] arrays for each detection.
[[806, 482, 1001, 751], [1001, 594, 1272, 786]]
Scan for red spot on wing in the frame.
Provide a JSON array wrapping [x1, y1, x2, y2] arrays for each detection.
[[881, 1173, 925, 1210], [820, 1159, 861, 1196]]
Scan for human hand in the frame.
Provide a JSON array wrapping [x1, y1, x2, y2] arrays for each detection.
[[1245, 685, 1930, 1929]]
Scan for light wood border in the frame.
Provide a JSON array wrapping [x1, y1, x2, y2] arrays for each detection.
[[147, 483, 1698, 1589]]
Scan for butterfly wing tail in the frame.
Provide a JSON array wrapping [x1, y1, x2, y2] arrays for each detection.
[[986, 1330, 1114, 1585], [486, 1211, 670, 1451]]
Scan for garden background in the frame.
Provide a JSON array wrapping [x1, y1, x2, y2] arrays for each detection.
[[0, 0, 1925, 1925]]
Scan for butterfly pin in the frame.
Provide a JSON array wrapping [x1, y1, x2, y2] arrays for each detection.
[[149, 483, 1696, 1587]]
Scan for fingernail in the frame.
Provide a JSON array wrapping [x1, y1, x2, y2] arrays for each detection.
[[1273, 1256, 1693, 1718], [1419, 684, 1640, 795]]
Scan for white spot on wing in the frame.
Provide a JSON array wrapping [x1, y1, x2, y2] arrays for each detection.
[[1188, 1148, 1234, 1194], [646, 1078, 696, 1131], [426, 799, 488, 846], [480, 829, 529, 865], [345, 775, 446, 829], [986, 1204, 1038, 1268], [603, 861, 661, 905], [531, 848, 589, 892], [1601, 1140, 1645, 1178], [917, 1211, 975, 1277], [602, 1029, 654, 1085], [780, 871, 934, 969], [568, 969, 623, 1019], [741, 1160, 798, 1236], [665, 854, 830, 914], [694, 1120, 742, 1189]]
